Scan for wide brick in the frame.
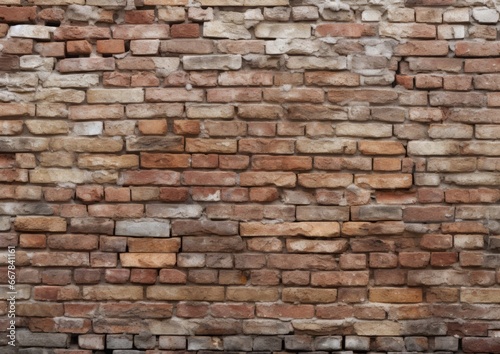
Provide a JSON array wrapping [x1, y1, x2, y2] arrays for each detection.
[[9, 24, 52, 39], [87, 89, 144, 104], [287, 239, 347, 253], [14, 216, 66, 232], [380, 23, 436, 38], [32, 252, 88, 267], [145, 88, 204, 102], [298, 173, 353, 188], [58, 58, 115, 72], [0, 6, 36, 23], [239, 138, 294, 154], [404, 206, 454, 222], [328, 89, 398, 104], [269, 254, 336, 270], [240, 172, 296, 187], [286, 56, 347, 70], [125, 137, 183, 152], [147, 286, 224, 301], [316, 23, 376, 37], [251, 156, 310, 171], [257, 304, 314, 319], [172, 219, 238, 235], [241, 222, 339, 237], [369, 288, 423, 303], [184, 55, 241, 70], [255, 23, 310, 38], [208, 88, 261, 102], [146, 204, 203, 218], [226, 287, 279, 301], [82, 286, 143, 301], [120, 253, 176, 268], [264, 88, 324, 103], [0, 38, 33, 54], [311, 271, 369, 287], [354, 174, 412, 189], [113, 25, 170, 39], [395, 40, 448, 56]]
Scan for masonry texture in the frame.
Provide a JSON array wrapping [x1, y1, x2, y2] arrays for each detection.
[[1, 0, 500, 353]]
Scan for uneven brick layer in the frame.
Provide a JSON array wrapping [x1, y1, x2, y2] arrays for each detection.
[[0, 0, 500, 353]]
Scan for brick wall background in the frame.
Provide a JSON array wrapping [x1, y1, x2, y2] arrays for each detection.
[[1, 0, 500, 352]]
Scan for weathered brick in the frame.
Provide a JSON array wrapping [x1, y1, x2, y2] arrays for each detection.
[[147, 286, 224, 301], [184, 55, 241, 70], [316, 23, 376, 37]]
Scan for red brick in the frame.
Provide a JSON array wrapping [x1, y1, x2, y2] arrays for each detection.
[[316, 23, 377, 37], [431, 252, 458, 267], [219, 155, 250, 170], [74, 269, 101, 284], [67, 40, 92, 55], [88, 204, 143, 218], [0, 6, 36, 23], [210, 303, 254, 319], [103, 72, 130, 87], [171, 23, 200, 38], [124, 10, 155, 24], [130, 269, 157, 284], [159, 269, 187, 284], [20, 234, 46, 248], [221, 187, 249, 202], [173, 120, 200, 135], [251, 269, 280, 285], [191, 187, 220, 201], [105, 269, 130, 284], [177, 302, 209, 318], [256, 304, 314, 319], [208, 88, 262, 103], [159, 187, 189, 202], [249, 187, 279, 202], [399, 252, 430, 268], [192, 154, 218, 168], [420, 234, 453, 250], [54, 26, 111, 40], [182, 171, 237, 186], [252, 155, 311, 170], [403, 206, 454, 222], [141, 153, 190, 169]]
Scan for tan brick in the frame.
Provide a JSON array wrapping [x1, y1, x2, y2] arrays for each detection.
[[82, 286, 143, 300], [369, 288, 423, 303], [227, 287, 279, 301], [461, 288, 500, 303], [14, 216, 66, 232], [298, 173, 352, 188], [147, 286, 224, 301], [120, 253, 176, 268]]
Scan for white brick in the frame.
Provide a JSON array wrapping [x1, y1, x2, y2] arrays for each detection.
[[255, 23, 310, 39], [43, 74, 99, 88], [115, 219, 170, 237], [286, 56, 347, 70], [443, 8, 470, 23], [183, 55, 241, 70], [203, 21, 251, 39], [73, 122, 103, 136], [9, 25, 53, 40], [408, 140, 460, 156], [472, 7, 499, 24]]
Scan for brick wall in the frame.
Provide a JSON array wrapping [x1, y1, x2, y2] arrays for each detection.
[[1, 0, 500, 352]]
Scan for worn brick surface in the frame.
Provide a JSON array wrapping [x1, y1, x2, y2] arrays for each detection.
[[0, 1, 498, 353]]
